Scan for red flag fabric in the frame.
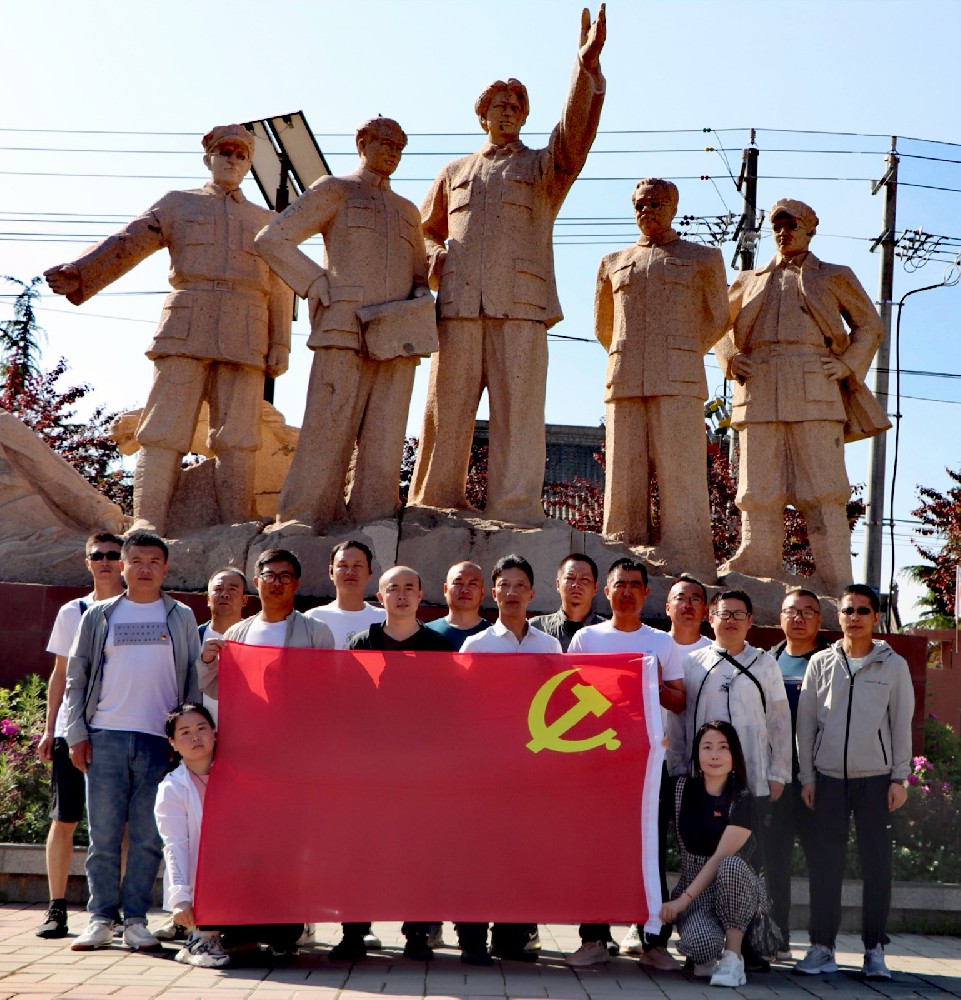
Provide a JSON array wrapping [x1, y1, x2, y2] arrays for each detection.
[[194, 644, 664, 928]]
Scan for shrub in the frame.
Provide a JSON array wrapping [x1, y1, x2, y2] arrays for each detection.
[[0, 675, 54, 843]]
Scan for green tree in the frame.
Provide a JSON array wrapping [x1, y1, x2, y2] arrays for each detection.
[[0, 275, 131, 511], [903, 467, 961, 628]]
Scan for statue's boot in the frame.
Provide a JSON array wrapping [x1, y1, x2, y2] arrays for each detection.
[[720, 510, 784, 580], [133, 446, 182, 537], [802, 503, 854, 597], [214, 450, 257, 526]]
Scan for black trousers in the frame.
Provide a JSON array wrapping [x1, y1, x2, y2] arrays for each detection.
[[456, 922, 535, 955], [807, 772, 893, 950], [760, 783, 815, 947], [342, 920, 428, 942]]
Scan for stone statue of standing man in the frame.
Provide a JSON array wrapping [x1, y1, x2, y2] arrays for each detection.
[[715, 199, 890, 594], [256, 117, 433, 531], [409, 6, 607, 527], [595, 178, 728, 580], [44, 125, 293, 536]]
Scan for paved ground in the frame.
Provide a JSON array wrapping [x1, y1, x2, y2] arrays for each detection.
[[1, 908, 960, 1000]]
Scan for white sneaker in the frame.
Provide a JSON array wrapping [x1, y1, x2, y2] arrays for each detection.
[[154, 916, 187, 942], [794, 943, 839, 975], [566, 941, 611, 967], [71, 918, 115, 951], [620, 924, 643, 955], [427, 923, 445, 949], [123, 922, 163, 952], [363, 931, 382, 949], [710, 950, 746, 988], [693, 959, 718, 978], [297, 924, 316, 947], [176, 932, 230, 968], [862, 944, 892, 980]]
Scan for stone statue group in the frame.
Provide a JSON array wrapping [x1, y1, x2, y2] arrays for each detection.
[[43, 4, 888, 597]]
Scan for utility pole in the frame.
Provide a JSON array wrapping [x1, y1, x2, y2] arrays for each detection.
[[864, 137, 899, 593], [726, 133, 761, 460]]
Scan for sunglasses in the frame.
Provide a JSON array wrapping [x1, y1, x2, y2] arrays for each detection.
[[88, 551, 122, 562], [839, 606, 874, 617]]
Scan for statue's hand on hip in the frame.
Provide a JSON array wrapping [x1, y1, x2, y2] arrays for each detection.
[[730, 352, 753, 382]]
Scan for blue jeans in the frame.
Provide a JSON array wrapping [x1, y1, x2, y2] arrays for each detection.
[[85, 728, 170, 922]]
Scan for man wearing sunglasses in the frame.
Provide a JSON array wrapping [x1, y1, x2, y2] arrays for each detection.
[[795, 584, 913, 981], [36, 532, 125, 940]]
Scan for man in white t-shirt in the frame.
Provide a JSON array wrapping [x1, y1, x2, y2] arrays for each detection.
[[306, 540, 386, 650], [36, 531, 125, 940], [566, 557, 685, 969], [64, 531, 201, 953]]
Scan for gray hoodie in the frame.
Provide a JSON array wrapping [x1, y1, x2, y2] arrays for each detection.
[[796, 639, 914, 785]]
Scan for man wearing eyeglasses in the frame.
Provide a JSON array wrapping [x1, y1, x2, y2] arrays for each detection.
[[795, 585, 913, 981], [36, 532, 125, 941], [199, 549, 334, 699], [764, 589, 827, 959]]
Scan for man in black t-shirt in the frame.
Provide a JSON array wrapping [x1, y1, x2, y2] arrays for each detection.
[[346, 566, 451, 961]]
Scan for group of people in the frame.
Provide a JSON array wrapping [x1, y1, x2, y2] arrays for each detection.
[[35, 531, 913, 985]]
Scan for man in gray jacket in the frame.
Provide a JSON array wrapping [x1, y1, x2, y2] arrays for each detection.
[[198, 548, 334, 696], [795, 584, 914, 980], [64, 531, 201, 952]]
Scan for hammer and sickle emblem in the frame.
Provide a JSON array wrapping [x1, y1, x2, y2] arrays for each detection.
[[526, 668, 621, 754]]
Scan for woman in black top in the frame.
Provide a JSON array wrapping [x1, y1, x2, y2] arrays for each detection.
[[659, 721, 770, 988]]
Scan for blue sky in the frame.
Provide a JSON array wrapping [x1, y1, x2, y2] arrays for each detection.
[[3, 0, 959, 615]]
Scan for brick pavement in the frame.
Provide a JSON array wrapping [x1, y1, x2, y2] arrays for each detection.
[[0, 908, 959, 1000]]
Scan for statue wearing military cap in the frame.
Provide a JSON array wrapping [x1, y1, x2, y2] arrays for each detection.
[[45, 124, 293, 535], [714, 198, 890, 594]]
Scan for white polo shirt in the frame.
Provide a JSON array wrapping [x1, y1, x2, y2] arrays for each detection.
[[461, 620, 562, 654]]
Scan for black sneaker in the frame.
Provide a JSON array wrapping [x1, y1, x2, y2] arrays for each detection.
[[403, 938, 435, 962], [36, 905, 68, 939], [329, 937, 367, 961], [461, 950, 495, 966]]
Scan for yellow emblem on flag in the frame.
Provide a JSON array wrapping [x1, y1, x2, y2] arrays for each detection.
[[526, 668, 621, 754]]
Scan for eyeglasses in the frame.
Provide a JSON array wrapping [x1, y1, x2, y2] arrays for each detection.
[[781, 607, 818, 620], [840, 606, 874, 617], [711, 611, 749, 621], [88, 551, 121, 562], [670, 595, 704, 606], [259, 570, 296, 585]]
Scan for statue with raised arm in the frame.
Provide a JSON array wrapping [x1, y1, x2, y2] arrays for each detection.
[[409, 5, 607, 527], [715, 199, 890, 594], [44, 125, 293, 536], [255, 117, 434, 531], [595, 178, 728, 580]]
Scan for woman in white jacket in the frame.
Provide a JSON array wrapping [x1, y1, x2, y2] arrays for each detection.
[[154, 703, 301, 967]]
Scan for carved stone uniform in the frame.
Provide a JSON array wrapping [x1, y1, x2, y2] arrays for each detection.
[[68, 183, 291, 461], [256, 167, 428, 528], [410, 58, 605, 525], [715, 252, 888, 591], [595, 230, 727, 576]]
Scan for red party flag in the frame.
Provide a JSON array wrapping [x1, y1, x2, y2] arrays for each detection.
[[194, 644, 664, 928]]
